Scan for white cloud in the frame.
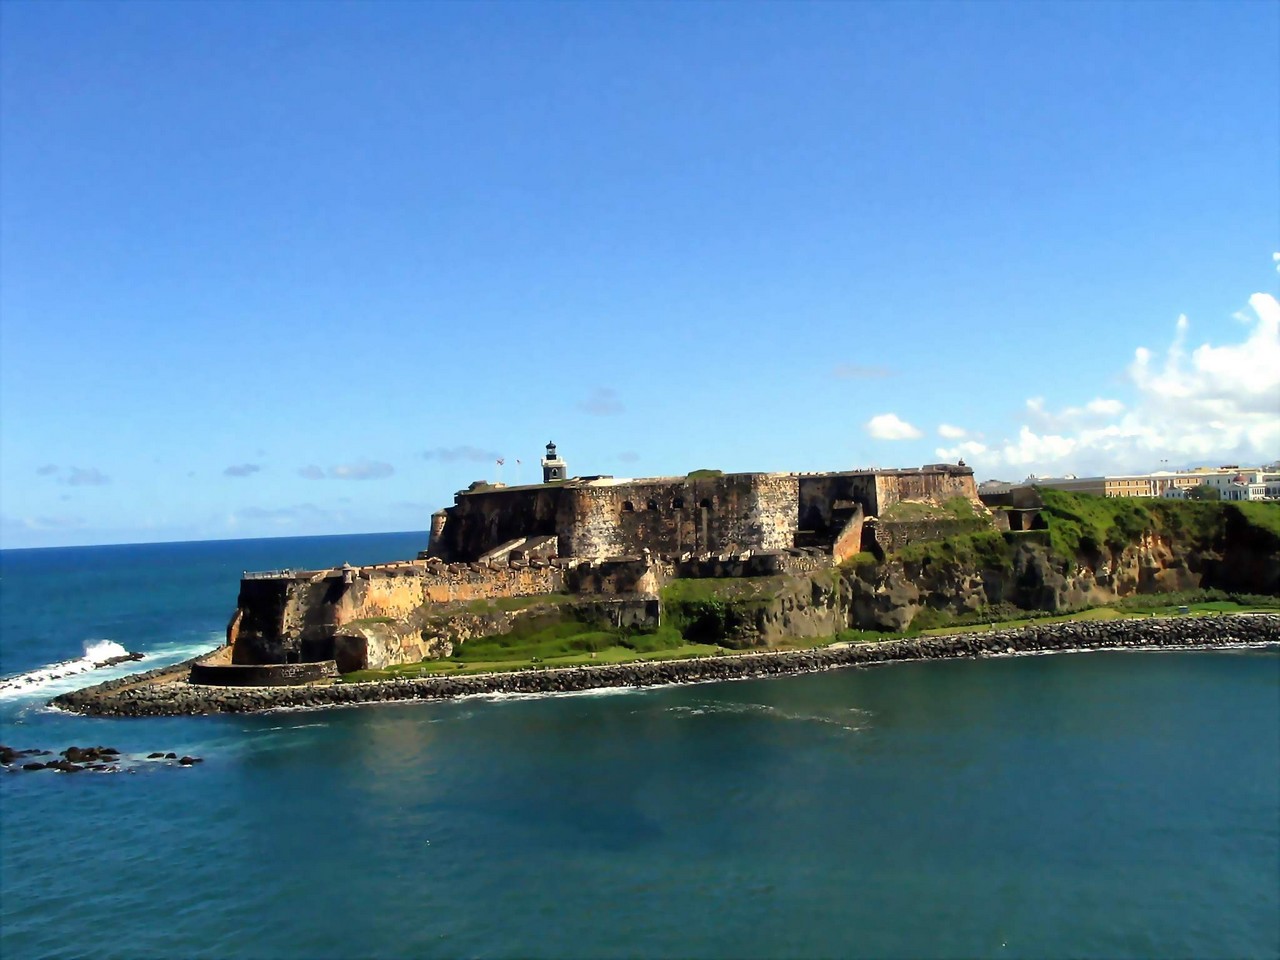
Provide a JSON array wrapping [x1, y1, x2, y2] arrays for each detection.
[[938, 424, 967, 439], [1085, 398, 1125, 416], [934, 439, 989, 461], [866, 413, 922, 441], [946, 291, 1280, 476], [329, 460, 395, 481]]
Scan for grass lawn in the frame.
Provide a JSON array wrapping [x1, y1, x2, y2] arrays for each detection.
[[339, 599, 1276, 683]]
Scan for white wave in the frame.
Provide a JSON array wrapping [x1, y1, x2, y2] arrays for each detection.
[[0, 634, 222, 702], [0, 639, 136, 697]]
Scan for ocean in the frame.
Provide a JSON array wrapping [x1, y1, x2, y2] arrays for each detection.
[[1, 533, 1277, 960]]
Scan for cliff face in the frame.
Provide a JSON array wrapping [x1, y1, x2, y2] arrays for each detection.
[[843, 505, 1280, 632]]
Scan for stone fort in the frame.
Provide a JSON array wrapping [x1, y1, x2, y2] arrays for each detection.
[[208, 444, 979, 681], [426, 442, 979, 565]]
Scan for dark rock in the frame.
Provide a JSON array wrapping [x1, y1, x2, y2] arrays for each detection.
[[164, 753, 177, 759], [22, 762, 46, 771], [178, 756, 196, 765], [147, 752, 164, 759]]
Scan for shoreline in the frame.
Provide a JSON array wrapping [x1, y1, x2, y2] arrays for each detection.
[[49, 613, 1280, 718]]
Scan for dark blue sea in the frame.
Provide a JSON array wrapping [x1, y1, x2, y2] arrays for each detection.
[[2, 534, 1278, 960]]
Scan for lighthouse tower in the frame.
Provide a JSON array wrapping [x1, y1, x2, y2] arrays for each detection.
[[541, 441, 567, 482]]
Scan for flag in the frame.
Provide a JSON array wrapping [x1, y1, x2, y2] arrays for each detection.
[[496, 458, 505, 466]]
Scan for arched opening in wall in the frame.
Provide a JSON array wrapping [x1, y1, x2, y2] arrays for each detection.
[[622, 501, 635, 512], [672, 497, 684, 509], [700, 498, 712, 510], [647, 499, 658, 511]]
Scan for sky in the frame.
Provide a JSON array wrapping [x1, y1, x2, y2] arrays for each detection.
[[1, 0, 1277, 549]]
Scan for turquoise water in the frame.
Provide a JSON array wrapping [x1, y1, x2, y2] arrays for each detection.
[[2, 535, 1278, 959]]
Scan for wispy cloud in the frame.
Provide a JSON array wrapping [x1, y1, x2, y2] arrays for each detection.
[[65, 467, 110, 487], [4, 513, 86, 531], [36, 465, 111, 486], [330, 460, 395, 480], [833, 364, 892, 380], [224, 463, 262, 477], [865, 413, 922, 440], [299, 461, 395, 481], [938, 424, 967, 439], [423, 445, 500, 463], [578, 387, 625, 416]]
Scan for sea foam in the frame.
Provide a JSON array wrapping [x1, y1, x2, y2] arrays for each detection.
[[0, 638, 136, 699]]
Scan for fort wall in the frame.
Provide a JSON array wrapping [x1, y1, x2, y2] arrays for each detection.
[[557, 473, 799, 559]]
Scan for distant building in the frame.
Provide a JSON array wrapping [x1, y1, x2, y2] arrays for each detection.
[[1025, 466, 1278, 501]]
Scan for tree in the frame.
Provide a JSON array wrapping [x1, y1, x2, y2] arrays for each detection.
[[1187, 484, 1220, 501]]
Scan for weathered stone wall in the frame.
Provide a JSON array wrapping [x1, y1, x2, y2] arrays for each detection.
[[416, 562, 562, 604], [564, 558, 667, 596], [232, 560, 564, 667], [190, 659, 338, 686], [798, 474, 881, 533], [831, 508, 866, 565], [433, 466, 974, 562], [874, 467, 979, 514], [872, 517, 989, 554], [559, 474, 799, 559], [434, 485, 566, 562], [673, 550, 826, 579]]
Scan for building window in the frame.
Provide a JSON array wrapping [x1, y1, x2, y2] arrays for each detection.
[[647, 499, 658, 511], [672, 497, 684, 509], [622, 501, 635, 512], [700, 498, 712, 510]]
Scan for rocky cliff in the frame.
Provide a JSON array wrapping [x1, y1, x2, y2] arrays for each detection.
[[669, 499, 1280, 641]]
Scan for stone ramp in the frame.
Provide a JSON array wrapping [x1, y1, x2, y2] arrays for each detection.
[[478, 535, 558, 564]]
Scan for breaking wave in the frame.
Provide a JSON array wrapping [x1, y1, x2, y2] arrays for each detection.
[[0, 639, 142, 699]]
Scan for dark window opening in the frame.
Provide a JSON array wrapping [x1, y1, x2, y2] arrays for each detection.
[[672, 497, 684, 509], [622, 501, 635, 512], [700, 498, 712, 510], [647, 499, 658, 511]]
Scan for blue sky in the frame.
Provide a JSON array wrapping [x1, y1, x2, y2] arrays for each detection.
[[2, 0, 1277, 548]]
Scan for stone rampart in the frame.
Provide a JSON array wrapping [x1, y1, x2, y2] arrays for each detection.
[[564, 557, 666, 595], [430, 465, 975, 563], [558, 473, 799, 559], [673, 550, 826, 579], [873, 467, 978, 513], [189, 660, 338, 686], [416, 562, 561, 604]]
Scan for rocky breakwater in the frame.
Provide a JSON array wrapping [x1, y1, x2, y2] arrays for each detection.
[[50, 614, 1280, 718]]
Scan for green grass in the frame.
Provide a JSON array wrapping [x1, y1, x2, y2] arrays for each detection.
[[1237, 501, 1280, 538], [660, 576, 789, 645], [1033, 488, 1261, 559], [894, 529, 1014, 570], [836, 551, 879, 570], [686, 469, 724, 480], [880, 496, 982, 522]]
